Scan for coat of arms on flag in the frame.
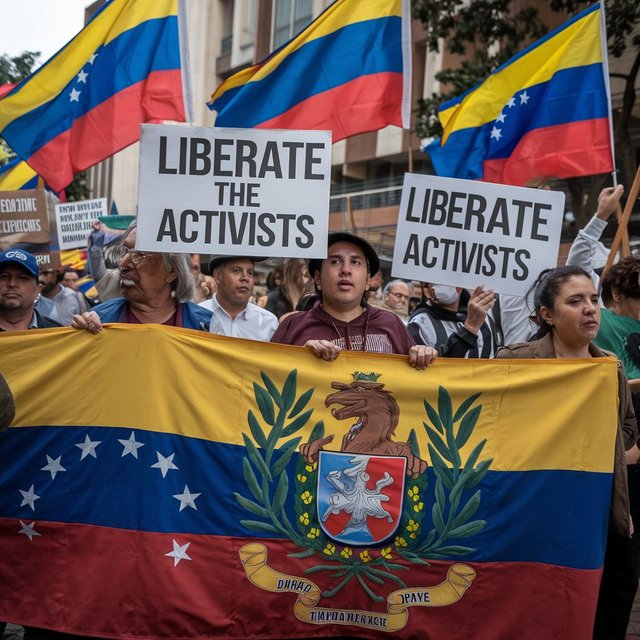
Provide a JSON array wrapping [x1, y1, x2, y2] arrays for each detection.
[[236, 369, 488, 630]]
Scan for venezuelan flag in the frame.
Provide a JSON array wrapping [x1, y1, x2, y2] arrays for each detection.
[[208, 0, 411, 142], [426, 3, 613, 186], [0, 0, 191, 193], [0, 326, 618, 638], [0, 156, 39, 191]]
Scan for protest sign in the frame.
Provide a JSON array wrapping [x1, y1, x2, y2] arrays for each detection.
[[0, 326, 616, 639], [0, 189, 51, 244], [55, 198, 107, 250], [392, 174, 564, 296], [136, 124, 331, 257], [0, 188, 61, 268]]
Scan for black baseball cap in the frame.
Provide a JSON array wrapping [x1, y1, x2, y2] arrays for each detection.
[[209, 256, 267, 271], [308, 232, 380, 277]]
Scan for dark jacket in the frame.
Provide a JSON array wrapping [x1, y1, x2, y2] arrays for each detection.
[[496, 333, 637, 537]]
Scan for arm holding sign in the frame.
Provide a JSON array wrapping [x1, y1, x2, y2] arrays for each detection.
[[566, 186, 625, 286]]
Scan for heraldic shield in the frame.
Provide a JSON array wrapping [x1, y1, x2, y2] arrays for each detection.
[[317, 451, 406, 547]]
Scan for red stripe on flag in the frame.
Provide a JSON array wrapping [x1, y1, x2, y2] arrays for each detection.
[[0, 519, 601, 639], [256, 72, 404, 142], [26, 69, 185, 191], [0, 83, 16, 99], [482, 118, 613, 185]]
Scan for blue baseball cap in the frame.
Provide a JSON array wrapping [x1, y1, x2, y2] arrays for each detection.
[[0, 249, 39, 279]]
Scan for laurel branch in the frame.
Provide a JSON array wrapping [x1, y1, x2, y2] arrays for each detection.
[[236, 373, 491, 601]]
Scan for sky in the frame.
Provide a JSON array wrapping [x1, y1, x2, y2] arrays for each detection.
[[0, 0, 90, 67]]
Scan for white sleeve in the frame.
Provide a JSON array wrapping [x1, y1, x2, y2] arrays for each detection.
[[566, 216, 608, 288]]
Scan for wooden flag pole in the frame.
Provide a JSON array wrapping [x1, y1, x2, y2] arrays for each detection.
[[603, 163, 640, 275], [615, 203, 631, 257]]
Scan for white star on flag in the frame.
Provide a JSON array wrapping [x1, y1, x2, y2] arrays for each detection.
[[496, 111, 506, 124], [506, 96, 516, 108], [490, 126, 502, 141], [165, 540, 191, 566], [77, 69, 88, 83], [41, 455, 66, 480], [75, 435, 102, 460], [173, 485, 201, 512], [151, 452, 178, 478], [88, 53, 98, 65], [519, 90, 530, 105], [19, 484, 40, 511], [69, 88, 81, 102], [118, 432, 145, 458], [19, 521, 41, 541]]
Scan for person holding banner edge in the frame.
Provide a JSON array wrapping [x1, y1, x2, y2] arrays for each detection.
[[271, 232, 437, 370], [496, 265, 638, 640], [72, 221, 211, 332]]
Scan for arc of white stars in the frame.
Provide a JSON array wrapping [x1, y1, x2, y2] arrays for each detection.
[[19, 484, 40, 511], [41, 455, 66, 480], [151, 452, 178, 478], [75, 435, 102, 460], [165, 540, 191, 566], [118, 431, 145, 458], [19, 520, 41, 541], [173, 485, 201, 512]]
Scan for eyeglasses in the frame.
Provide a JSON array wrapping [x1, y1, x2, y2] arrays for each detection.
[[389, 291, 410, 300], [121, 248, 153, 265]]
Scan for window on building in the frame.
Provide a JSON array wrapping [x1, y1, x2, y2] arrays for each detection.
[[272, 0, 313, 50]]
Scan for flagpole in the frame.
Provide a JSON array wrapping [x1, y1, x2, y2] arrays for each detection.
[[178, 0, 195, 123], [599, 1, 617, 186], [603, 163, 640, 275]]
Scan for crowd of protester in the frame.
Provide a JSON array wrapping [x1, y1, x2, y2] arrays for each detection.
[[0, 184, 639, 640]]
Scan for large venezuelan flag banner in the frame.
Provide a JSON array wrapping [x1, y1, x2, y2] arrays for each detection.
[[0, 325, 618, 639], [426, 3, 614, 186], [0, 0, 192, 193], [208, 0, 411, 142]]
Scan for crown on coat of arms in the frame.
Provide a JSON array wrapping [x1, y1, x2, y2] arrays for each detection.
[[351, 371, 381, 382]]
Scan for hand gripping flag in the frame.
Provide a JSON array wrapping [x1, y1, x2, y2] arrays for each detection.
[[0, 0, 193, 192], [208, 0, 411, 142], [425, 3, 614, 185]]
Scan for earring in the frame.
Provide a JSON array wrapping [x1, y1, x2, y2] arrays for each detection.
[[317, 285, 321, 291], [547, 320, 553, 326]]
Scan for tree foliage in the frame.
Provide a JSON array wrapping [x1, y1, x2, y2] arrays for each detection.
[[0, 51, 40, 84], [412, 0, 640, 225]]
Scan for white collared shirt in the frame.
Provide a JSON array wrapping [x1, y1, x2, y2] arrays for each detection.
[[200, 295, 278, 341]]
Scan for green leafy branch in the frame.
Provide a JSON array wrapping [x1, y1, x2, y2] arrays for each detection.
[[405, 386, 492, 560], [235, 369, 319, 546]]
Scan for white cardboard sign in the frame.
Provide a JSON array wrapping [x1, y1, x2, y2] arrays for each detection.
[[136, 124, 331, 257], [55, 197, 107, 250], [392, 174, 565, 296]]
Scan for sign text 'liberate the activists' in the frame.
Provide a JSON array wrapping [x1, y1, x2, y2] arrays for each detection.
[[136, 125, 331, 257], [391, 174, 564, 296]]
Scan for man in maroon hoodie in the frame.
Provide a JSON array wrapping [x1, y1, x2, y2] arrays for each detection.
[[271, 232, 436, 370]]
